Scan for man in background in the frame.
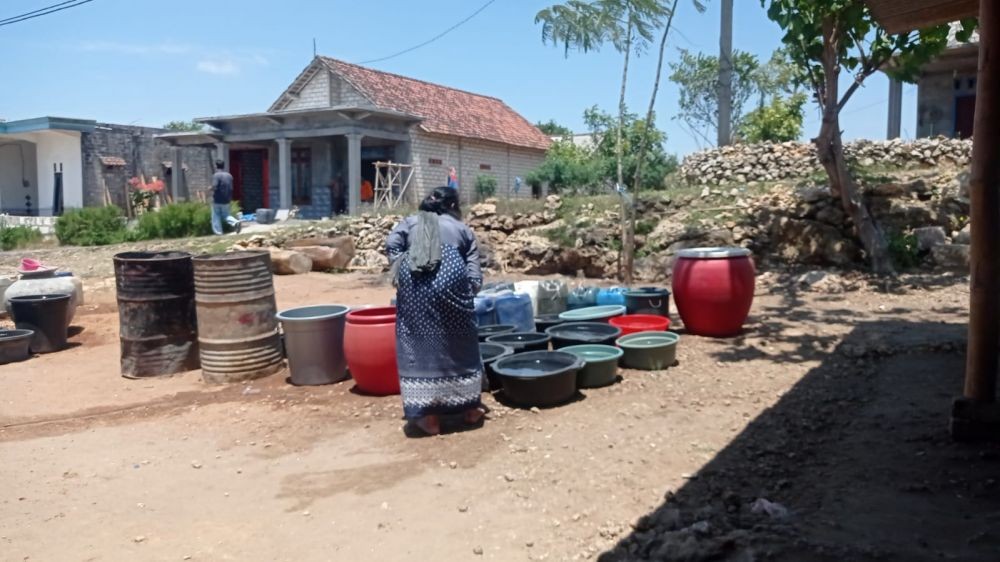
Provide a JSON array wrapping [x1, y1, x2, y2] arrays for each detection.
[[211, 159, 241, 235]]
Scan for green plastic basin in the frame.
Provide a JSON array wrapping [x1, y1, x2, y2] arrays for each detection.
[[561, 344, 622, 388], [616, 331, 680, 370], [558, 305, 627, 323]]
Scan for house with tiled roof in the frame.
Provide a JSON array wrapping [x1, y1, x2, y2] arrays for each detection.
[[162, 56, 550, 218]]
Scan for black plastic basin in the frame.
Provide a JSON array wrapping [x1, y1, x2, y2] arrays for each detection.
[[546, 322, 622, 349], [478, 324, 516, 342], [534, 314, 565, 332], [9, 294, 71, 353], [485, 332, 551, 352], [480, 342, 514, 391], [492, 350, 584, 408], [0, 329, 33, 364]]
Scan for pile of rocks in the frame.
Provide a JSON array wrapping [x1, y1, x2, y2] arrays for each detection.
[[679, 137, 972, 185]]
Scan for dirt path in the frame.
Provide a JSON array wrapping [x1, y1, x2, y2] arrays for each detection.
[[1, 272, 998, 561]]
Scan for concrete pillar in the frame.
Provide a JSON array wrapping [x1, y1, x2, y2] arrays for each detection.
[[171, 147, 183, 201], [717, 0, 734, 146], [887, 78, 903, 139], [277, 138, 292, 209], [215, 142, 229, 170], [346, 133, 362, 215]]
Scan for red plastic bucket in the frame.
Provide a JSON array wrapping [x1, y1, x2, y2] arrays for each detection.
[[344, 306, 400, 395], [609, 314, 671, 336]]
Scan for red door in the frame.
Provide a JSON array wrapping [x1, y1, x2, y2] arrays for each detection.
[[955, 95, 976, 139]]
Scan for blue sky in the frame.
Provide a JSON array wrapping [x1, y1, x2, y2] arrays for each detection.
[[0, 0, 915, 156]]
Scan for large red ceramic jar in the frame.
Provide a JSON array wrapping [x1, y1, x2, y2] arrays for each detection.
[[343, 306, 400, 395], [672, 247, 755, 337]]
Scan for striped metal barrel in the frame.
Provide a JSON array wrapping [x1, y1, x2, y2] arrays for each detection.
[[114, 251, 200, 378], [192, 251, 284, 383]]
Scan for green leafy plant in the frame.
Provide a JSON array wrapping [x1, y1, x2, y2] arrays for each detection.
[[0, 224, 42, 251], [738, 92, 807, 143], [136, 202, 214, 240], [887, 230, 920, 270], [55, 206, 127, 246], [474, 175, 498, 201]]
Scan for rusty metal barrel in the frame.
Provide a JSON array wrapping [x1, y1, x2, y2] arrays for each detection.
[[114, 251, 200, 378], [192, 251, 284, 383]]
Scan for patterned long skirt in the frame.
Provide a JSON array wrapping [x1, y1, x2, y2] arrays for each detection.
[[395, 244, 483, 419]]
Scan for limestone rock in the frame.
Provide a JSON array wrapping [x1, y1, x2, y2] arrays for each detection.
[[931, 244, 970, 270], [913, 226, 947, 251]]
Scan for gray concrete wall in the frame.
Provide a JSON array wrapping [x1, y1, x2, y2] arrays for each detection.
[[409, 132, 546, 204], [917, 72, 976, 138], [80, 124, 214, 208]]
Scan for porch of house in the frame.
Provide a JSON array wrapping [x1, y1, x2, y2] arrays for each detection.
[[0, 117, 91, 216], [160, 107, 420, 219]]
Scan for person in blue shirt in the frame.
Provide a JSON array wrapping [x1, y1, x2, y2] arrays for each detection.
[[210, 160, 241, 235]]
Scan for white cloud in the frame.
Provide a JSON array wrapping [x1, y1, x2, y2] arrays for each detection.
[[196, 59, 240, 75]]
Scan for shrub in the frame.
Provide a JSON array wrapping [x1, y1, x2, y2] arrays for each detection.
[[136, 202, 214, 240], [475, 175, 498, 201], [887, 230, 920, 270], [0, 225, 42, 251], [55, 206, 126, 246]]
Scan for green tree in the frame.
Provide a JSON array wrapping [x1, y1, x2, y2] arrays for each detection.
[[669, 49, 761, 145], [738, 91, 807, 143], [669, 47, 801, 146], [762, 0, 976, 274], [584, 106, 676, 191], [535, 119, 575, 137], [163, 120, 204, 132], [537, 0, 669, 191], [526, 138, 600, 194]]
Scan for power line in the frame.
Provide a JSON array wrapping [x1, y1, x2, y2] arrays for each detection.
[[0, 0, 95, 28], [357, 0, 496, 64], [0, 0, 77, 23]]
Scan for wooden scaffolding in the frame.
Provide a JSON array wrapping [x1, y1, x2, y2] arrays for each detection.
[[373, 161, 414, 212]]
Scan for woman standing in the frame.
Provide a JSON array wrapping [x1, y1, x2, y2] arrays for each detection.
[[386, 186, 484, 435]]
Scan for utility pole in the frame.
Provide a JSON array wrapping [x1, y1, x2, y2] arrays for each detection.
[[717, 0, 734, 146]]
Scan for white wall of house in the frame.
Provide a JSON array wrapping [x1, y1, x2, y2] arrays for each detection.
[[0, 139, 39, 213], [5, 130, 83, 214], [409, 131, 545, 203]]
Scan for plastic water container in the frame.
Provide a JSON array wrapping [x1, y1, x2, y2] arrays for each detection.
[[596, 287, 627, 306], [474, 295, 498, 327], [494, 292, 535, 333], [537, 280, 568, 315], [514, 281, 540, 315], [567, 286, 599, 310]]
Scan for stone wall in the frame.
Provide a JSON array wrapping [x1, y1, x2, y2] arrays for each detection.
[[80, 124, 214, 208], [679, 138, 972, 185]]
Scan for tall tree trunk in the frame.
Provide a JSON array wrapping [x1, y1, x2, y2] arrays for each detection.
[[624, 0, 680, 284], [814, 113, 893, 275], [617, 19, 633, 281], [816, 17, 894, 276]]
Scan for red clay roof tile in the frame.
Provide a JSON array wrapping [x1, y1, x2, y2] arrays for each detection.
[[318, 57, 551, 152]]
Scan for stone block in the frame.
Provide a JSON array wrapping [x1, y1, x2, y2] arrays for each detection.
[[913, 226, 947, 251], [931, 244, 970, 269]]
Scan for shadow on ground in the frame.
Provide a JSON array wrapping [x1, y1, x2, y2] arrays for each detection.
[[598, 318, 1000, 561]]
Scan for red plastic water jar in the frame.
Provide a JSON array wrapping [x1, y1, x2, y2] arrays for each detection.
[[343, 306, 400, 395], [608, 314, 671, 336], [671, 248, 755, 337]]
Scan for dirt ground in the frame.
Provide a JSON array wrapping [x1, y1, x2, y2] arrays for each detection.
[[2, 269, 999, 562]]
